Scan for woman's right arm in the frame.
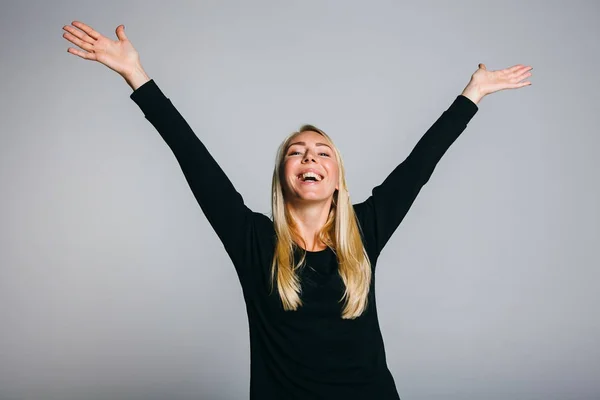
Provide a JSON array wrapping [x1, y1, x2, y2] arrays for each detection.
[[129, 80, 254, 263], [63, 21, 256, 269]]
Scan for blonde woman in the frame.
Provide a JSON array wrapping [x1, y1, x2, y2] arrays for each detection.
[[62, 21, 532, 400]]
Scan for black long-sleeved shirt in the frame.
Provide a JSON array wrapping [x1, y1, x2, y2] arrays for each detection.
[[130, 80, 478, 399]]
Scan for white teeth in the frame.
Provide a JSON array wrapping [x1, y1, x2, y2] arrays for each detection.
[[299, 172, 322, 181]]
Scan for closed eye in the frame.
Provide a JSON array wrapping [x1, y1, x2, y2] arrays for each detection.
[[288, 151, 330, 157]]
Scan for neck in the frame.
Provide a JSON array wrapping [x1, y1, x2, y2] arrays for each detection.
[[286, 200, 332, 251]]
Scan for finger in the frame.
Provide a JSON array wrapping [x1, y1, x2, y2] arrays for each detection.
[[71, 21, 101, 40], [115, 25, 128, 41], [507, 66, 532, 81], [511, 65, 533, 76], [507, 64, 526, 73], [515, 65, 533, 75], [66, 47, 97, 61], [63, 25, 95, 45], [63, 31, 94, 52], [509, 80, 531, 89], [515, 71, 532, 82], [509, 68, 532, 84]]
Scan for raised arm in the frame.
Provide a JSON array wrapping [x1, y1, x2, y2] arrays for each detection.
[[62, 22, 258, 271], [354, 63, 533, 259], [128, 80, 256, 268]]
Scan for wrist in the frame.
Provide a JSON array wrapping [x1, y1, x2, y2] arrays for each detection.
[[123, 65, 150, 91], [461, 83, 484, 105]]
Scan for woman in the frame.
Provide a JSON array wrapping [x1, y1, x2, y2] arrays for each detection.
[[62, 21, 532, 399]]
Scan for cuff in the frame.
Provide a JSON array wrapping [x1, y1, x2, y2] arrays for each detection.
[[130, 79, 168, 115], [451, 95, 479, 122]]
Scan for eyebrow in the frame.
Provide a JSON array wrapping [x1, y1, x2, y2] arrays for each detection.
[[287, 141, 332, 150]]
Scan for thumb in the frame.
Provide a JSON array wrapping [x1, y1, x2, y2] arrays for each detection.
[[478, 63, 487, 70], [115, 25, 128, 41]]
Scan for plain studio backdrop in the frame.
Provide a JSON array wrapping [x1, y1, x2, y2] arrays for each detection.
[[1, 1, 598, 399]]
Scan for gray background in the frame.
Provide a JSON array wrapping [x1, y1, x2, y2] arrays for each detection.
[[1, 1, 598, 399]]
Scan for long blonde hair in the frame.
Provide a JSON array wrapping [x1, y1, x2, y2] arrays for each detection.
[[270, 125, 371, 319]]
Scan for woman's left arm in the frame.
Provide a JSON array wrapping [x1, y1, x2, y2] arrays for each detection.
[[461, 63, 533, 105], [353, 63, 533, 258]]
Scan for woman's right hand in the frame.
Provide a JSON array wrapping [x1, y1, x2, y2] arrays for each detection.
[[63, 21, 149, 90]]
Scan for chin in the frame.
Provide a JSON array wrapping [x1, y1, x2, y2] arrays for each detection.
[[299, 194, 334, 203]]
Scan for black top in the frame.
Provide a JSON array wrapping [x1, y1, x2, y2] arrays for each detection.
[[130, 80, 478, 399]]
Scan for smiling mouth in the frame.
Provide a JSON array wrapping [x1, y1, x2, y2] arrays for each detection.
[[298, 179, 321, 185], [298, 178, 323, 185], [297, 172, 324, 182]]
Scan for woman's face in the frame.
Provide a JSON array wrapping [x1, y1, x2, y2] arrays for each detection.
[[281, 130, 339, 204]]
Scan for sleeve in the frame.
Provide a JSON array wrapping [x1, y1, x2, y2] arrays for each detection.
[[353, 95, 478, 259], [130, 79, 256, 272]]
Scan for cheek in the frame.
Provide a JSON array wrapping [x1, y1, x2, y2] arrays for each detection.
[[328, 162, 340, 183], [281, 162, 297, 188], [282, 161, 295, 179]]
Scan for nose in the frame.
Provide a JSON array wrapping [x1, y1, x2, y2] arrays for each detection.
[[302, 149, 316, 163]]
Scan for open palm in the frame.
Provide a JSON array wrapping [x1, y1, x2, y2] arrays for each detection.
[[62, 21, 140, 77], [473, 63, 533, 96]]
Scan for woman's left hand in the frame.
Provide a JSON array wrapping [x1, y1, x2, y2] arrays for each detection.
[[461, 63, 533, 104]]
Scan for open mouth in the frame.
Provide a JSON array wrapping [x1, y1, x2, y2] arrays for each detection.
[[297, 172, 324, 183]]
